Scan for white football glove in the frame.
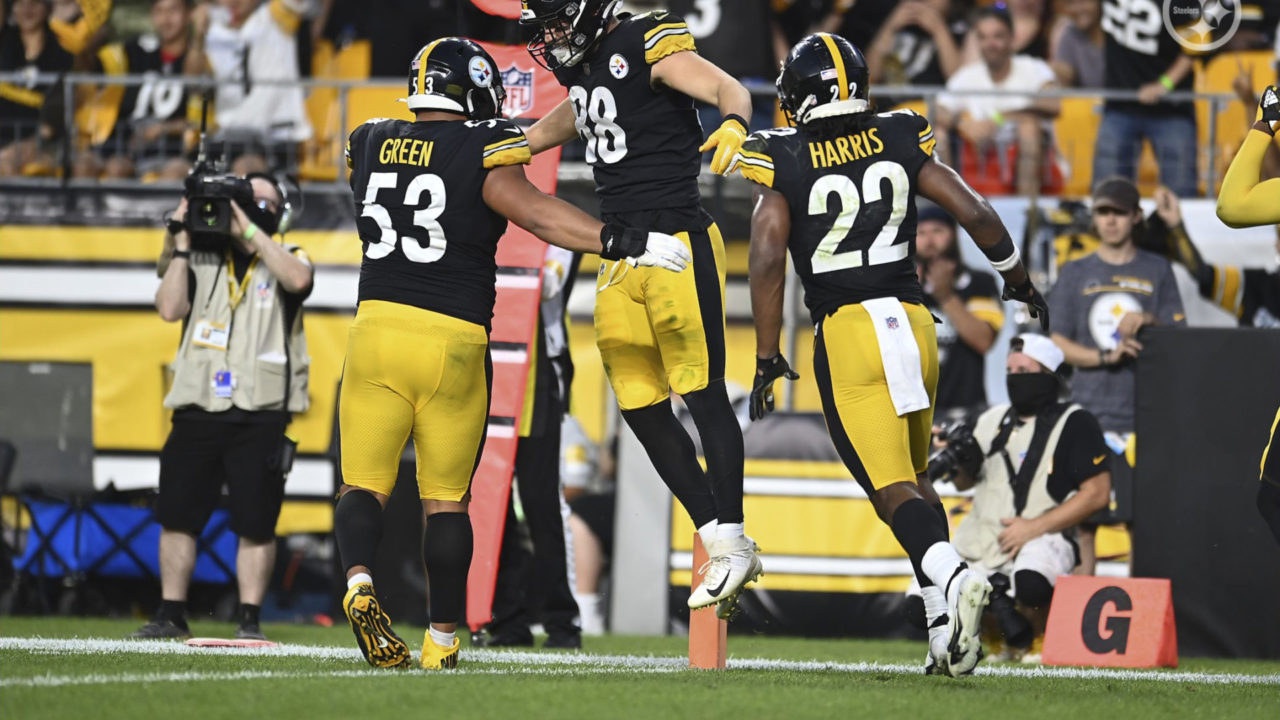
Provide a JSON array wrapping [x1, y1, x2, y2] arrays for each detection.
[[627, 232, 691, 273]]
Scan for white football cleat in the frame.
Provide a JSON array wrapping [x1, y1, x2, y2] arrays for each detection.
[[688, 535, 763, 610], [944, 567, 991, 677]]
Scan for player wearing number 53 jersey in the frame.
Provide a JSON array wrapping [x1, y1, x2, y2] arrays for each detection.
[[334, 37, 690, 673], [520, 0, 762, 614], [740, 34, 1050, 678]]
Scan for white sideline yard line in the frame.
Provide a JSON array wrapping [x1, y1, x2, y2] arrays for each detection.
[[1, 638, 1278, 687]]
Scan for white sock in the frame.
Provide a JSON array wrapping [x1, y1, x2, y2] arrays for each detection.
[[922, 585, 947, 625], [347, 572, 372, 589], [428, 627, 455, 648], [920, 542, 964, 593], [697, 520, 719, 550], [573, 592, 605, 636], [715, 522, 744, 542]]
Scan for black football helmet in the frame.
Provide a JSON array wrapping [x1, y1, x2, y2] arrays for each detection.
[[777, 33, 870, 126], [405, 37, 506, 121], [519, 0, 620, 70]]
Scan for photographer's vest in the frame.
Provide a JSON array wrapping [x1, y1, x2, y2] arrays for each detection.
[[164, 247, 310, 413], [953, 402, 1080, 569]]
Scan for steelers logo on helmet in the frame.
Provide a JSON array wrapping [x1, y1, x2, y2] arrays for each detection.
[[469, 56, 494, 88], [404, 38, 506, 121]]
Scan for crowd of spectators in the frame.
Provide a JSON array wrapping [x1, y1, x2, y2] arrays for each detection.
[[2, 0, 1279, 185]]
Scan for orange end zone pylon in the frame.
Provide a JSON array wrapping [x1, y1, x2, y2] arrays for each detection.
[[689, 534, 727, 669]]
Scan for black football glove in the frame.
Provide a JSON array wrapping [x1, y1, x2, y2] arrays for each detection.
[[1002, 277, 1050, 332], [750, 354, 800, 421]]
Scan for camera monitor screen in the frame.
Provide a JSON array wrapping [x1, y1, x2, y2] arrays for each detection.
[[0, 361, 94, 496]]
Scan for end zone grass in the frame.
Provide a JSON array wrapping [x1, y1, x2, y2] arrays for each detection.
[[1, 618, 1277, 719]]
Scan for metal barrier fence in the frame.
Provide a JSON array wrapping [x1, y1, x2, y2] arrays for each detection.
[[0, 71, 1249, 197]]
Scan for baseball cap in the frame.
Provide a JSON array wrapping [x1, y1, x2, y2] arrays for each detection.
[[917, 203, 955, 227], [1011, 333, 1064, 373], [1091, 176, 1140, 213]]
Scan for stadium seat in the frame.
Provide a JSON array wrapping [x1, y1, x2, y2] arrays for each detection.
[[1053, 97, 1101, 198], [300, 39, 372, 182], [1199, 50, 1276, 195]]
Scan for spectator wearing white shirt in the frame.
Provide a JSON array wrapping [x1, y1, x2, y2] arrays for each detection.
[[935, 5, 1059, 196], [188, 0, 312, 169]]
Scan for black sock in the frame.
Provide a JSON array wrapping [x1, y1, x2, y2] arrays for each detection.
[[424, 512, 473, 625], [890, 498, 951, 587], [931, 502, 949, 540], [158, 600, 188, 627], [621, 400, 719, 528], [237, 603, 261, 627], [335, 489, 383, 574], [683, 381, 745, 525]]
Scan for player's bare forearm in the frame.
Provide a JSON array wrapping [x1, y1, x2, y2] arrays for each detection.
[[652, 51, 751, 122], [526, 99, 579, 156], [1218, 130, 1280, 226], [918, 158, 1029, 287], [483, 165, 603, 254], [749, 187, 790, 358], [1030, 472, 1110, 535]]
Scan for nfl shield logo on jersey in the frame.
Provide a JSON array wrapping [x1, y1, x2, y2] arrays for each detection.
[[501, 66, 534, 118], [885, 316, 899, 330]]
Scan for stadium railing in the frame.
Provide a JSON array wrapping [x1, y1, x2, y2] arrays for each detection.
[[0, 71, 1250, 199]]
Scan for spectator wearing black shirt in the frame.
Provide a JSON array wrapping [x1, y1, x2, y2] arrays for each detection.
[[82, 0, 196, 180], [864, 0, 965, 88], [1092, 0, 1197, 197], [0, 0, 73, 175], [916, 204, 1005, 420]]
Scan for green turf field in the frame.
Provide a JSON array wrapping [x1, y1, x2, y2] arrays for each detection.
[[1, 617, 1277, 719]]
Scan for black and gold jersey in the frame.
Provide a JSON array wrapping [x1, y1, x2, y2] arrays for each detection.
[[739, 109, 936, 322], [346, 116, 531, 328], [552, 11, 704, 214]]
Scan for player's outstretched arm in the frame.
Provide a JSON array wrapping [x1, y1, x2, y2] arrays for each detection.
[[747, 186, 799, 420], [1219, 87, 1280, 227], [917, 156, 1049, 331], [525, 99, 580, 156], [483, 164, 690, 271], [652, 51, 752, 175]]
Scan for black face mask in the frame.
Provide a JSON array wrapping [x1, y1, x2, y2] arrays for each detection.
[[1007, 373, 1059, 415]]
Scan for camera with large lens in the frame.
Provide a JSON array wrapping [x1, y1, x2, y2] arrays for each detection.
[[926, 419, 983, 483], [184, 163, 254, 251]]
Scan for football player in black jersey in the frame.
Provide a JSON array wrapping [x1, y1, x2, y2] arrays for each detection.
[[739, 33, 1049, 677], [335, 37, 690, 671], [519, 0, 763, 614], [1214, 86, 1280, 546]]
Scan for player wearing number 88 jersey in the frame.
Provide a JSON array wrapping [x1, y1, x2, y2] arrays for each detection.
[[742, 32, 1050, 678], [521, 0, 764, 614], [336, 37, 691, 673]]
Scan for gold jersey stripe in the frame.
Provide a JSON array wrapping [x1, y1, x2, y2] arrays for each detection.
[[643, 21, 688, 41], [0, 83, 43, 109], [819, 34, 848, 101], [482, 145, 532, 169], [645, 33, 696, 64]]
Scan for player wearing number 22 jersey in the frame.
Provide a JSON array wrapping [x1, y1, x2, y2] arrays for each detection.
[[521, 0, 762, 613], [335, 37, 689, 673], [740, 33, 1050, 678]]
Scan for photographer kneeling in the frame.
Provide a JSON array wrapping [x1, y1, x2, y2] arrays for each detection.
[[910, 334, 1110, 660], [132, 173, 312, 641]]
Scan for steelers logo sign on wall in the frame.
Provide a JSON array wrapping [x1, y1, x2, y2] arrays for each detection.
[[609, 53, 629, 79], [1088, 292, 1144, 350]]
